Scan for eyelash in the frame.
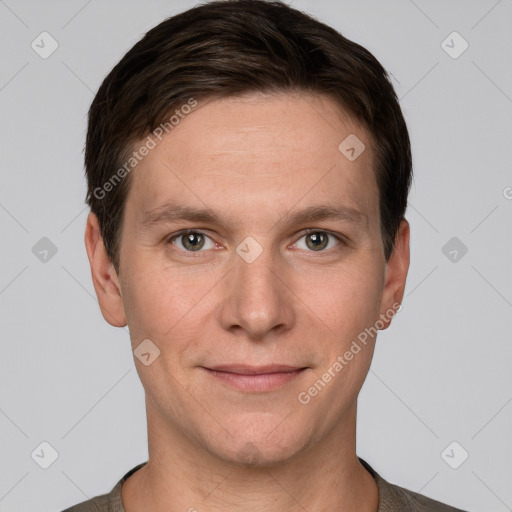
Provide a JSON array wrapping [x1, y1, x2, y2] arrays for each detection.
[[165, 229, 346, 255]]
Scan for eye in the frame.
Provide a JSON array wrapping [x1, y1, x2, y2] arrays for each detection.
[[294, 230, 343, 252], [167, 230, 216, 252]]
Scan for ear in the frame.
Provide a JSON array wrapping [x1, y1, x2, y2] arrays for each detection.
[[378, 218, 410, 330], [84, 212, 127, 327]]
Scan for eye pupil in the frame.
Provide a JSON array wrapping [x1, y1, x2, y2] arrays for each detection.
[[172, 230, 336, 253], [183, 232, 204, 251], [306, 232, 328, 251]]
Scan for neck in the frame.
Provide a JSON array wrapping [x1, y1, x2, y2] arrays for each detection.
[[122, 400, 378, 512]]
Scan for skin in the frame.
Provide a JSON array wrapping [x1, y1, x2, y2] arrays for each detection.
[[85, 91, 410, 511]]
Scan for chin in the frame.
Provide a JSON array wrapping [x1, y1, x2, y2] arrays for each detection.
[[215, 441, 304, 468], [200, 415, 313, 468]]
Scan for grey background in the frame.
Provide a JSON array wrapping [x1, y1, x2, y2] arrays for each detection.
[[0, 0, 511, 511]]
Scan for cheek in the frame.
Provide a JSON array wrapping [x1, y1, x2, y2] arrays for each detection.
[[297, 259, 383, 340], [121, 257, 216, 350], [120, 258, 175, 340]]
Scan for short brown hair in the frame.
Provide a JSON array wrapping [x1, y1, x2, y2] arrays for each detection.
[[85, 0, 412, 273]]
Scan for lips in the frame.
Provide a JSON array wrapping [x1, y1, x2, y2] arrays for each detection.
[[207, 364, 305, 374], [202, 364, 307, 392]]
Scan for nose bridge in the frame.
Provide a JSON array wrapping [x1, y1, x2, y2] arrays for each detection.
[[220, 237, 294, 339], [236, 243, 278, 299]]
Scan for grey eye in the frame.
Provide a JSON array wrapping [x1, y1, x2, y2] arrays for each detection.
[[295, 231, 340, 252], [170, 231, 215, 251]]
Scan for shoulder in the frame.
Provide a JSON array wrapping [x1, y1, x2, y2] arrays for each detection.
[[61, 462, 147, 512], [359, 458, 468, 512], [61, 492, 110, 511], [383, 480, 468, 511]]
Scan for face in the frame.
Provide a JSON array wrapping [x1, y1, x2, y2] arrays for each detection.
[[86, 91, 409, 466]]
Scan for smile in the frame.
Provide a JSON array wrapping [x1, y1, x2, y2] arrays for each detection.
[[202, 365, 307, 392]]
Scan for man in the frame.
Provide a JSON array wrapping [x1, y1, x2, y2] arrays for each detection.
[[64, 0, 467, 510]]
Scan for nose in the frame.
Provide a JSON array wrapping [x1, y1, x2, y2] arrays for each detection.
[[218, 242, 296, 341]]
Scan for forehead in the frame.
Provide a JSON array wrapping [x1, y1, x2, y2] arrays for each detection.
[[125, 91, 379, 227]]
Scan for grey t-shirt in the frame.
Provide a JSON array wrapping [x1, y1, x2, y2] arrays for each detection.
[[62, 458, 467, 511]]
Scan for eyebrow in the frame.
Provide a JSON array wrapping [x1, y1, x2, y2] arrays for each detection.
[[140, 203, 368, 231]]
